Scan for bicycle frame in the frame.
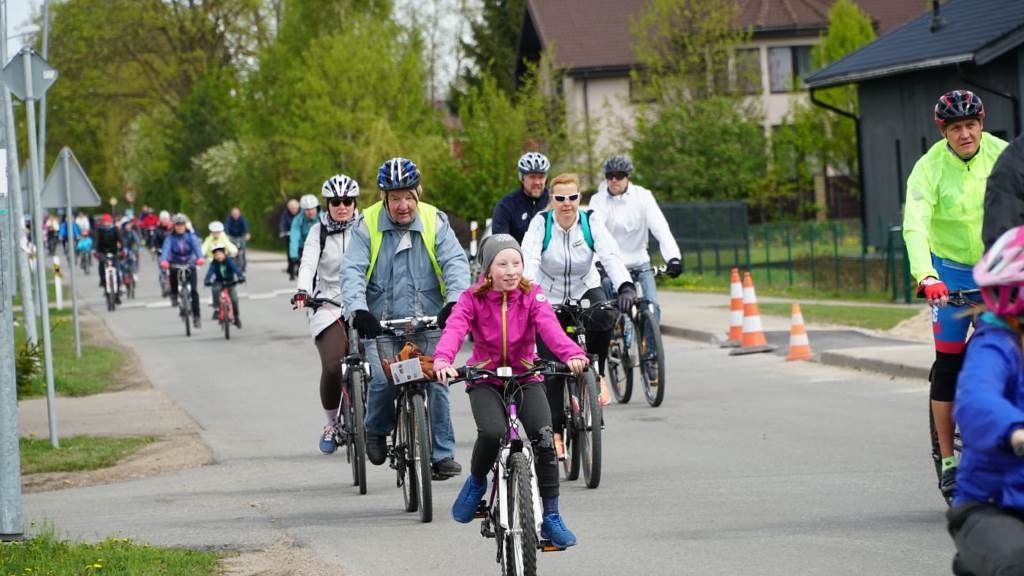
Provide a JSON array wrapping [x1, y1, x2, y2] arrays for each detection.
[[492, 402, 544, 538]]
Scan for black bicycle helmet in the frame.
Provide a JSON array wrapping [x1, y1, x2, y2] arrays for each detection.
[[934, 90, 985, 127], [603, 155, 634, 176]]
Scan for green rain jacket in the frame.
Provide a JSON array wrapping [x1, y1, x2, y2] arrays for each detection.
[[903, 133, 1008, 283]]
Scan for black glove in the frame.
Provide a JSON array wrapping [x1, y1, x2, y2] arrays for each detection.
[[238, 276, 246, 284], [290, 289, 308, 306], [437, 302, 456, 329], [352, 309, 383, 338], [665, 258, 683, 278], [617, 282, 636, 315]]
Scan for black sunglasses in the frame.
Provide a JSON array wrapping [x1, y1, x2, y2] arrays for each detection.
[[553, 193, 580, 203], [606, 172, 629, 181], [328, 197, 356, 207]]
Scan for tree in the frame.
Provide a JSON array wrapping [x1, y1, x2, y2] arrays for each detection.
[[458, 0, 526, 98]]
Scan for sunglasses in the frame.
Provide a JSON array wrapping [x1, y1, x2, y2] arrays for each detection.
[[553, 193, 580, 203], [328, 197, 356, 207], [606, 172, 629, 181]]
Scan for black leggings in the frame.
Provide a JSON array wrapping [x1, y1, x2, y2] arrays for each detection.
[[467, 383, 559, 499], [314, 320, 349, 411]]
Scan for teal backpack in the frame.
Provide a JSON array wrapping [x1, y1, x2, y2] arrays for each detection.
[[541, 209, 595, 252]]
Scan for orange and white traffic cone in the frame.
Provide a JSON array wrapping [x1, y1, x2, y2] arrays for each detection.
[[785, 303, 814, 361], [729, 272, 776, 356], [721, 267, 743, 348]]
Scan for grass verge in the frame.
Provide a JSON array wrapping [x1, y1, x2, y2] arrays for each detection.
[[20, 435, 156, 475], [0, 529, 220, 575], [753, 302, 920, 331]]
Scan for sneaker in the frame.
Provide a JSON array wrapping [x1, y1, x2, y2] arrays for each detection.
[[644, 360, 659, 384], [212, 310, 219, 321], [540, 513, 577, 548], [451, 475, 488, 523], [366, 433, 387, 465], [432, 457, 462, 479], [170, 297, 179, 308], [193, 316, 201, 329], [553, 433, 565, 461], [598, 376, 612, 406], [940, 466, 957, 499], [234, 318, 242, 329], [319, 425, 338, 454]]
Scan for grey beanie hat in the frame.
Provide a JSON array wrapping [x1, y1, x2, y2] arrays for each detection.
[[478, 233, 523, 276]]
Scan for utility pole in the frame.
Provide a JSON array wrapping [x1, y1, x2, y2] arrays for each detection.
[[37, 0, 48, 181]]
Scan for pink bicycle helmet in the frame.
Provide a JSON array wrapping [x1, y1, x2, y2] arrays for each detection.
[[974, 225, 1024, 315]]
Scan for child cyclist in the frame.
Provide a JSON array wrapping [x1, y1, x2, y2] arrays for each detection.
[[948, 224, 1024, 575], [203, 245, 244, 328], [433, 234, 587, 549]]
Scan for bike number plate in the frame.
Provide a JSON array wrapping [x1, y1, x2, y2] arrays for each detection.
[[390, 358, 425, 384]]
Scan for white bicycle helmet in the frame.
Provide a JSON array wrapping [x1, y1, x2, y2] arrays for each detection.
[[299, 194, 319, 210], [517, 152, 550, 178], [322, 174, 360, 198], [208, 221, 224, 233]]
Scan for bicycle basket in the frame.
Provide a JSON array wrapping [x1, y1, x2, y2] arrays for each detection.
[[375, 329, 442, 385]]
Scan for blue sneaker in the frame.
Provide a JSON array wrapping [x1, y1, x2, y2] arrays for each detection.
[[319, 425, 338, 455], [451, 475, 487, 523], [541, 513, 577, 548]]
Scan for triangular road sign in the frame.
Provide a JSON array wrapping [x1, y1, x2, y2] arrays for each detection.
[[41, 147, 100, 208]]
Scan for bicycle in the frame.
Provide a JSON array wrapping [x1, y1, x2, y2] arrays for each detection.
[[375, 316, 441, 522], [212, 279, 243, 340], [170, 264, 196, 337], [448, 360, 572, 576], [550, 299, 608, 489], [119, 250, 137, 301], [101, 252, 120, 312], [229, 235, 247, 272], [77, 246, 92, 275], [606, 265, 667, 407]]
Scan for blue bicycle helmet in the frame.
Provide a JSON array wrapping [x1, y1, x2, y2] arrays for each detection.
[[377, 157, 421, 192]]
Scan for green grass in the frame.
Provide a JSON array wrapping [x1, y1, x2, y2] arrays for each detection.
[[0, 529, 220, 575], [753, 302, 920, 331], [20, 435, 156, 475]]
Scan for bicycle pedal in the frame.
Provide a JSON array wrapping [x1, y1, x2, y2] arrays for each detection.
[[540, 540, 566, 553], [480, 519, 495, 539], [473, 501, 488, 519]]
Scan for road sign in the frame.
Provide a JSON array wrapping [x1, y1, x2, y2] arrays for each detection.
[[40, 148, 100, 208], [1, 47, 56, 101]]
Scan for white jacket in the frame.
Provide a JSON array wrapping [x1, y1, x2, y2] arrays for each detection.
[[522, 210, 631, 303], [297, 222, 353, 338], [590, 182, 681, 268]]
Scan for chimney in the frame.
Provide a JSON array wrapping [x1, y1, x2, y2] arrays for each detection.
[[930, 0, 945, 33]]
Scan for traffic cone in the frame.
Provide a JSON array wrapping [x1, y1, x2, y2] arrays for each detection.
[[720, 267, 743, 348], [786, 303, 814, 361], [729, 272, 776, 356]]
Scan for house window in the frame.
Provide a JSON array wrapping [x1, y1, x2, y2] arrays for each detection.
[[735, 48, 761, 95], [769, 45, 817, 93]]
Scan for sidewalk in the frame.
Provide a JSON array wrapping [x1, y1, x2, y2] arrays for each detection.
[[656, 290, 935, 381]]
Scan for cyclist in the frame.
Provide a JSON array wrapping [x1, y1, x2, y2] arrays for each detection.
[[204, 244, 244, 328], [491, 152, 551, 244], [292, 175, 360, 455], [202, 222, 239, 318], [120, 219, 142, 274], [75, 211, 92, 236], [902, 89, 1008, 501], [279, 198, 300, 280], [521, 172, 635, 455], [340, 157, 470, 479], [93, 214, 123, 293], [434, 233, 586, 548], [159, 213, 206, 328], [589, 155, 683, 323], [224, 206, 250, 269], [289, 194, 320, 268], [947, 225, 1024, 576]]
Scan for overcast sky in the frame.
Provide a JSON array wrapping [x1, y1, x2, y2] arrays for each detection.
[[6, 0, 38, 58]]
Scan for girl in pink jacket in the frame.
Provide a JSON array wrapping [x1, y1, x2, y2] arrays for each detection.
[[434, 234, 587, 549]]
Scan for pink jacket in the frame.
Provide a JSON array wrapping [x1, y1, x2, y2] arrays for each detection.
[[432, 283, 586, 384]]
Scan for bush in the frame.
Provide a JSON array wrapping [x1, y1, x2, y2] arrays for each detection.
[[16, 342, 41, 398]]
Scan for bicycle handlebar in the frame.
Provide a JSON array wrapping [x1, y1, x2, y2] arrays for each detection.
[[302, 297, 340, 311], [446, 360, 572, 385], [917, 288, 981, 308], [380, 316, 438, 334]]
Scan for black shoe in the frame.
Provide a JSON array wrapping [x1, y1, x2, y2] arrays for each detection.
[[193, 316, 201, 329], [940, 466, 957, 499], [366, 433, 387, 465], [171, 297, 178, 308], [234, 318, 242, 329], [432, 457, 462, 480], [212, 310, 219, 321]]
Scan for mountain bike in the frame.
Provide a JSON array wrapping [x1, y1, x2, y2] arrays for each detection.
[[170, 264, 195, 337], [449, 360, 572, 576], [606, 265, 667, 407], [101, 252, 120, 312], [551, 299, 608, 489], [119, 250, 136, 301], [229, 235, 247, 272], [212, 279, 243, 340], [77, 245, 92, 275], [376, 316, 441, 522]]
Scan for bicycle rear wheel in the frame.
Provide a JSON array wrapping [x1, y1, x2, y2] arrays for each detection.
[[637, 309, 666, 407], [501, 452, 538, 576], [562, 378, 581, 482], [411, 394, 433, 523], [580, 367, 602, 489], [348, 369, 367, 495], [606, 313, 633, 404]]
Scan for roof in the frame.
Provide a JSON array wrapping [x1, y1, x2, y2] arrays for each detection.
[[805, 0, 1024, 88], [522, 0, 925, 73]]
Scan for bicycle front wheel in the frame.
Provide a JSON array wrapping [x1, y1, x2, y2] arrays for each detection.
[[579, 367, 602, 489], [607, 313, 633, 404], [501, 452, 538, 576], [637, 309, 666, 407], [411, 394, 433, 523], [562, 378, 581, 482], [182, 290, 192, 337], [398, 399, 418, 513], [348, 369, 367, 495]]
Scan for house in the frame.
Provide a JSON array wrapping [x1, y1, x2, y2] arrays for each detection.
[[516, 0, 927, 187], [804, 0, 1024, 247]]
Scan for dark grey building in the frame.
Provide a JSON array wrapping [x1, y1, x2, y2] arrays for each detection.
[[804, 0, 1024, 247]]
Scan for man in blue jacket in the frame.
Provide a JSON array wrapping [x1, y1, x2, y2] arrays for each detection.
[[491, 152, 550, 244]]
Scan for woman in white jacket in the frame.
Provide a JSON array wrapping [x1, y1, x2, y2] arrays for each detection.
[[522, 172, 636, 453], [291, 174, 360, 455]]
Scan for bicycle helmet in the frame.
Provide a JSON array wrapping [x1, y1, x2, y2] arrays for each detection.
[[517, 152, 550, 177], [603, 155, 634, 176], [321, 174, 360, 198], [208, 221, 224, 233], [934, 90, 985, 127], [377, 157, 421, 192], [974, 225, 1024, 315], [159, 210, 170, 222], [171, 213, 187, 225], [299, 194, 319, 210], [210, 243, 226, 253]]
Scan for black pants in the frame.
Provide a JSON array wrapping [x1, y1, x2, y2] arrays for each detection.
[[467, 382, 559, 499], [169, 267, 200, 318], [948, 501, 1024, 575], [314, 320, 349, 411]]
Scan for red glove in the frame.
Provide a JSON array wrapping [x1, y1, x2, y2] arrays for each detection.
[[159, 261, 169, 270], [195, 258, 205, 266], [919, 277, 949, 306]]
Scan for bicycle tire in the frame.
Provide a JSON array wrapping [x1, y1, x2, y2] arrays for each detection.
[[223, 305, 230, 340], [562, 377, 581, 482], [411, 394, 433, 523], [637, 309, 666, 407], [182, 288, 192, 337], [607, 313, 633, 403], [398, 398, 418, 513], [349, 369, 367, 495], [580, 367, 602, 489], [501, 452, 538, 576]]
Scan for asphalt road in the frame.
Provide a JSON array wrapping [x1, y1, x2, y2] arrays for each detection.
[[24, 251, 954, 575]]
